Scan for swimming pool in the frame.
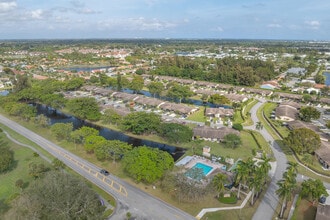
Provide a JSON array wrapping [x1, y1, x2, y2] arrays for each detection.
[[185, 162, 213, 180], [193, 162, 213, 175]]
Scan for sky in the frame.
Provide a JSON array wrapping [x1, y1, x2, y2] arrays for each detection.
[[0, 0, 329, 40]]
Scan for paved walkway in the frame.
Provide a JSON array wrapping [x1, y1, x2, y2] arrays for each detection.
[[196, 191, 252, 219]]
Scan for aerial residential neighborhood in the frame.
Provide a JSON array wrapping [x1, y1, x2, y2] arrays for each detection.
[[1, 1, 330, 220], [0, 38, 330, 220]]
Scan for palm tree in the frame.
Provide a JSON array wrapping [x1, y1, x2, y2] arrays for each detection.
[[258, 157, 272, 181], [276, 162, 298, 219], [235, 160, 249, 199], [212, 173, 228, 198], [249, 168, 263, 205], [286, 161, 298, 180], [276, 179, 293, 219]]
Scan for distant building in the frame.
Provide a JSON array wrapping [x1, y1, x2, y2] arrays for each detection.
[[315, 189, 330, 220], [286, 67, 306, 75], [193, 126, 239, 143]]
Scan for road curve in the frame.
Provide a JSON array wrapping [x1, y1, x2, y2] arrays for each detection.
[[245, 100, 288, 220], [0, 114, 195, 220]]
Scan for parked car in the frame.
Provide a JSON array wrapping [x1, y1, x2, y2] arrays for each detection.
[[100, 169, 109, 176]]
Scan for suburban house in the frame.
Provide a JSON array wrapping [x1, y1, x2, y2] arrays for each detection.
[[315, 189, 330, 220], [205, 107, 234, 118], [158, 102, 199, 115], [224, 93, 248, 103], [193, 126, 240, 142], [286, 67, 306, 76], [287, 120, 329, 141], [315, 141, 330, 170], [275, 101, 302, 121]]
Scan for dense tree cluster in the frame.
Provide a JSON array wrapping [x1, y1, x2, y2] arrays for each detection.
[[151, 56, 276, 86], [10, 171, 105, 219], [298, 106, 321, 122], [121, 112, 162, 135], [159, 123, 193, 144], [0, 139, 14, 173], [234, 157, 271, 205], [123, 146, 174, 183], [66, 97, 101, 121], [283, 128, 321, 155]]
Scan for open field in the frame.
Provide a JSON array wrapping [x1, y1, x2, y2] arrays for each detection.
[[0, 132, 49, 217]]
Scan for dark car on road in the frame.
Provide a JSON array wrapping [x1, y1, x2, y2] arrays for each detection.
[[100, 169, 109, 176]]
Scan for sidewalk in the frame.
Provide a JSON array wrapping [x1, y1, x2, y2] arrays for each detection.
[[196, 191, 252, 219]]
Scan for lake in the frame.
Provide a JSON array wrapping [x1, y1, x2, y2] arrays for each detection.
[[61, 66, 115, 72]]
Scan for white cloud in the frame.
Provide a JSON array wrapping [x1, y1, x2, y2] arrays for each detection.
[[30, 9, 44, 19], [267, 23, 282, 28], [99, 17, 177, 31], [0, 1, 17, 12], [305, 20, 320, 29]]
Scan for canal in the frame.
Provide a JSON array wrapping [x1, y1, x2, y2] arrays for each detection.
[[36, 104, 186, 161]]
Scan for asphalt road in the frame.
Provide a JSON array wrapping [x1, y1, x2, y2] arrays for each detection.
[[244, 100, 288, 220], [0, 114, 195, 220]]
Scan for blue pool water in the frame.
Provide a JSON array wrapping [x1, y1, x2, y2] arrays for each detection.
[[185, 162, 213, 180], [193, 162, 213, 175]]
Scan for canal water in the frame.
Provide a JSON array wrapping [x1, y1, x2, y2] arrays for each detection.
[[324, 72, 330, 86], [36, 104, 185, 161], [121, 88, 232, 109]]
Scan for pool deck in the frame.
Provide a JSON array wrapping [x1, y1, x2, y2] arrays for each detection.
[[178, 155, 224, 177]]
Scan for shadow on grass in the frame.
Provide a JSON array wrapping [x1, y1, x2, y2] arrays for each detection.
[[276, 140, 293, 155], [302, 203, 316, 220], [0, 199, 11, 214]]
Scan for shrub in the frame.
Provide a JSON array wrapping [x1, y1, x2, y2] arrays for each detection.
[[232, 123, 243, 131], [219, 195, 238, 204]]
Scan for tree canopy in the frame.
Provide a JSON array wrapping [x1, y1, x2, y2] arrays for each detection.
[[166, 82, 193, 103], [159, 123, 193, 143], [50, 123, 73, 141], [10, 171, 105, 219], [122, 146, 174, 183], [147, 81, 164, 97], [122, 112, 161, 135], [283, 128, 321, 155], [128, 74, 144, 93], [223, 133, 242, 149], [299, 106, 321, 122], [66, 97, 101, 121], [208, 94, 231, 105], [301, 179, 328, 205], [0, 143, 14, 173]]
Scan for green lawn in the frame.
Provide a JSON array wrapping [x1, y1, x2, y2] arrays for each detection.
[[291, 197, 317, 220], [186, 107, 206, 122], [0, 133, 48, 203], [262, 102, 290, 137], [242, 99, 258, 126], [201, 184, 268, 220], [194, 130, 261, 161]]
